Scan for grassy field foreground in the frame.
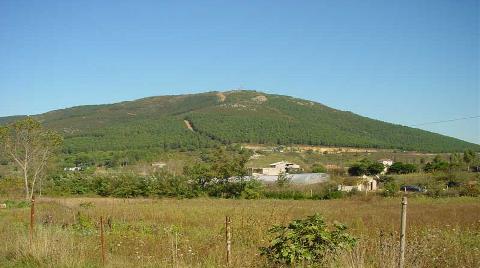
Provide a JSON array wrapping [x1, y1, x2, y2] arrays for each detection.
[[1, 197, 479, 267]]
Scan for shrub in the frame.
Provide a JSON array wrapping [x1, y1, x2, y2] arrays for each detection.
[[348, 159, 384, 176], [388, 162, 417, 174], [348, 163, 368, 176], [311, 163, 327, 173], [459, 183, 480, 197], [260, 214, 356, 265], [382, 182, 397, 197], [378, 175, 394, 183], [276, 172, 292, 188], [240, 179, 264, 199], [323, 187, 344, 200]]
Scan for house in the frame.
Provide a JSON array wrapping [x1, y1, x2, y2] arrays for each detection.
[[378, 159, 393, 174], [338, 175, 378, 192], [259, 161, 301, 176]]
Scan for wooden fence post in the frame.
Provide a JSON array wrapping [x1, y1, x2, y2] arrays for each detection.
[[29, 196, 35, 247], [225, 216, 232, 267], [399, 196, 407, 268], [100, 216, 106, 266]]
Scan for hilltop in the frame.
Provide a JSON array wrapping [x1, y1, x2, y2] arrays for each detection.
[[1, 90, 478, 153]]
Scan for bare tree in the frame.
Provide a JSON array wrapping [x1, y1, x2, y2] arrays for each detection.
[[0, 117, 62, 199]]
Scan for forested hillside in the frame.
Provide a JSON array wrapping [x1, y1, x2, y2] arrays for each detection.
[[1, 90, 478, 154]]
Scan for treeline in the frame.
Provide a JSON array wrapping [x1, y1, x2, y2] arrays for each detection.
[[347, 150, 479, 177], [42, 146, 346, 200], [47, 146, 262, 198]]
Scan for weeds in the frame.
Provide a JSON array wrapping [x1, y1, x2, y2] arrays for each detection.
[[0, 197, 478, 267]]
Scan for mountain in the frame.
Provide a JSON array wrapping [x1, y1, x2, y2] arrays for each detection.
[[1, 90, 478, 153]]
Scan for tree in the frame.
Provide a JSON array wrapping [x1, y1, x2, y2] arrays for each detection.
[[367, 162, 385, 175], [388, 162, 417, 174], [463, 150, 476, 171], [0, 117, 62, 199], [348, 159, 383, 176], [183, 146, 253, 197], [348, 163, 368, 176], [424, 156, 450, 173], [276, 172, 292, 187]]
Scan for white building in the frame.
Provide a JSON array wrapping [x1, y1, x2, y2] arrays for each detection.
[[378, 159, 393, 174], [338, 175, 378, 192], [260, 161, 301, 176]]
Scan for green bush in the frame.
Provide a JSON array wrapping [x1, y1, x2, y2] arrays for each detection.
[[388, 162, 417, 174], [260, 214, 356, 265], [382, 182, 397, 197], [311, 163, 327, 173], [276, 172, 291, 188], [348, 159, 384, 176], [240, 179, 264, 199]]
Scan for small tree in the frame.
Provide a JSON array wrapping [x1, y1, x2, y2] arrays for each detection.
[[463, 150, 476, 171], [260, 214, 356, 265], [0, 117, 62, 199], [276, 172, 292, 187], [388, 162, 417, 174], [367, 162, 385, 175], [382, 182, 397, 197], [348, 163, 368, 176], [348, 160, 384, 176]]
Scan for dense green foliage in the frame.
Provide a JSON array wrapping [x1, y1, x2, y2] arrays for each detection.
[[388, 162, 417, 174], [348, 159, 384, 176], [260, 214, 356, 265], [0, 91, 477, 161], [424, 156, 453, 173], [275, 172, 291, 187], [311, 163, 327, 173], [44, 146, 265, 199]]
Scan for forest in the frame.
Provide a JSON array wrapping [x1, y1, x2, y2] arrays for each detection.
[[0, 91, 478, 163]]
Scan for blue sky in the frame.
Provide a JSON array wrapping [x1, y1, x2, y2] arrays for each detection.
[[0, 0, 478, 143]]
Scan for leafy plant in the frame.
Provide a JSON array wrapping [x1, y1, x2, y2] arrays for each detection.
[[388, 162, 417, 174], [311, 163, 326, 173], [382, 182, 397, 197], [276, 172, 292, 188], [348, 159, 384, 176], [260, 214, 356, 265]]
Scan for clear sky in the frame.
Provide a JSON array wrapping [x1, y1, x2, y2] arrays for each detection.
[[1, 0, 479, 143]]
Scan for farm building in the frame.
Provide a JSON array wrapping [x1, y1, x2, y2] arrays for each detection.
[[338, 175, 378, 192], [253, 161, 301, 176]]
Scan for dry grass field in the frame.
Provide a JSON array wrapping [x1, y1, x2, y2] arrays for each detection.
[[1, 196, 479, 267]]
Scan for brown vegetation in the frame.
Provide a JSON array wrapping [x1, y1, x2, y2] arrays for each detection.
[[0, 196, 478, 267]]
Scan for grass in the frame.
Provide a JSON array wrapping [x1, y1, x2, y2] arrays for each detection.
[[0, 196, 479, 267]]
